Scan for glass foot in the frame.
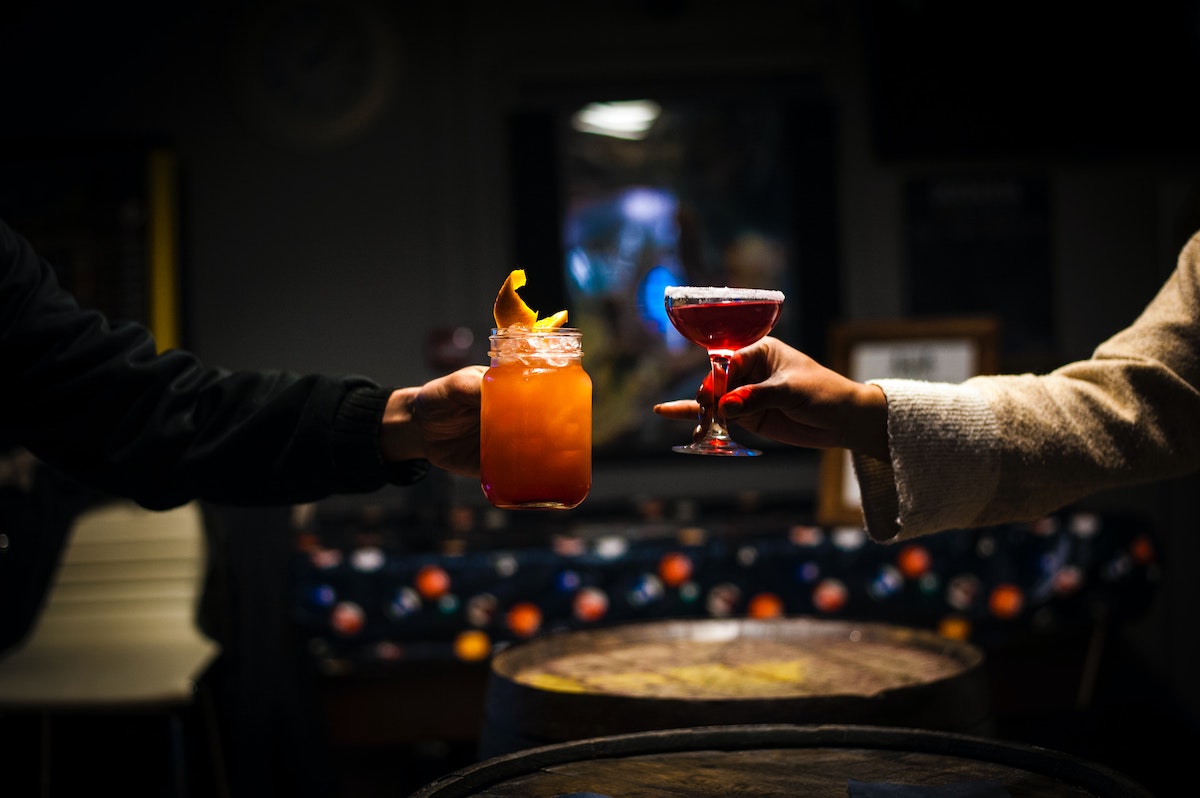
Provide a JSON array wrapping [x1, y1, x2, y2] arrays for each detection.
[[672, 440, 761, 456]]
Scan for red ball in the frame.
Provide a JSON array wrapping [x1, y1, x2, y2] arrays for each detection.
[[573, 587, 608, 623], [415, 564, 451, 599], [747, 593, 784, 619], [897, 545, 931, 579], [658, 552, 693, 587], [812, 579, 848, 613]]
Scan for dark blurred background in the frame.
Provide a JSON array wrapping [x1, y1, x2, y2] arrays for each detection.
[[3, 0, 1200, 795]]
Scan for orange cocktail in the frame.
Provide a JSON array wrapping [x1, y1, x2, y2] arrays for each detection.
[[481, 328, 591, 509]]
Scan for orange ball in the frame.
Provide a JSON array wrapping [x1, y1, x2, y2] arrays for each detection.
[[937, 615, 971, 641], [658, 552, 693, 587], [415, 564, 451, 600], [747, 592, 784, 619], [454, 630, 491, 661], [988, 583, 1024, 619], [506, 602, 543, 637]]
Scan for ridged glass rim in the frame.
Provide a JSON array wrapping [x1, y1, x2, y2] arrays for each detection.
[[490, 327, 582, 337]]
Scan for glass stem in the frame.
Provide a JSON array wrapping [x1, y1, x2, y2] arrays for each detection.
[[706, 353, 732, 440]]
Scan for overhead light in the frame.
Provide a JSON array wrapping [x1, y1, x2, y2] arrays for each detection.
[[571, 100, 662, 140]]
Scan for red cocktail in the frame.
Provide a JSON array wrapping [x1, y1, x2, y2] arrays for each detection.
[[664, 286, 785, 455], [666, 299, 782, 353]]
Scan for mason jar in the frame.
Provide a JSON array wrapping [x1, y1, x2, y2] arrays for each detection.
[[480, 327, 591, 510]]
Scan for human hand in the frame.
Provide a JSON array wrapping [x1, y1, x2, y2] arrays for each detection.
[[382, 365, 486, 476], [653, 336, 889, 458]]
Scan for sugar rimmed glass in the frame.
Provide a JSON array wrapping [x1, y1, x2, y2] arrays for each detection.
[[664, 286, 784, 456]]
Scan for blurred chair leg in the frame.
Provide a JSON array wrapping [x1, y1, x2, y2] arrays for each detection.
[[40, 713, 50, 798], [1075, 604, 1108, 710], [170, 711, 187, 797], [1076, 608, 1110, 710], [200, 684, 232, 798]]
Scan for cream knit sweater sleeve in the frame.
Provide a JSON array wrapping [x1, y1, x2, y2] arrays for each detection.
[[853, 231, 1200, 543]]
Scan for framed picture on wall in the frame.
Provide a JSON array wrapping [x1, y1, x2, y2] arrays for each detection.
[[817, 316, 999, 528]]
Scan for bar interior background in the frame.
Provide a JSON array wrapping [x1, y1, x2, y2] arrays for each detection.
[[2, 1, 1199, 795]]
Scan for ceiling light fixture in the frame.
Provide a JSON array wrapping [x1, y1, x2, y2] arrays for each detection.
[[571, 100, 662, 140]]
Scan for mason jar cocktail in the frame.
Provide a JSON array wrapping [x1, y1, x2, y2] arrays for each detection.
[[480, 327, 591, 509]]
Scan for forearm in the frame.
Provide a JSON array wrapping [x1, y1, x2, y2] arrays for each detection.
[[2, 217, 432, 506], [858, 358, 1200, 542], [855, 232, 1200, 541], [18, 358, 408, 508]]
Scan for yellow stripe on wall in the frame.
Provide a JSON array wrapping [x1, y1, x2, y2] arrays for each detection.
[[146, 150, 180, 352]]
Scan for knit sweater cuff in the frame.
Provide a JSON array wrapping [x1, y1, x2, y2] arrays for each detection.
[[335, 386, 429, 487], [858, 379, 1002, 541], [851, 451, 901, 542]]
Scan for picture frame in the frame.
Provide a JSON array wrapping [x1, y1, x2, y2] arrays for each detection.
[[816, 316, 999, 528]]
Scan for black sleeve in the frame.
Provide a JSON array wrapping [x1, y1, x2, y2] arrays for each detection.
[[0, 219, 428, 509]]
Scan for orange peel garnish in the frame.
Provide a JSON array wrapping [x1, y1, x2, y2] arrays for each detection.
[[492, 269, 568, 329], [534, 309, 569, 329], [493, 269, 538, 328]]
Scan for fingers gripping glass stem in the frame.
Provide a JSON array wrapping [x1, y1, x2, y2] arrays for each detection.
[[678, 352, 751, 455]]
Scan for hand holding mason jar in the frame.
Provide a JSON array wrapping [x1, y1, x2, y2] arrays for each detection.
[[480, 271, 592, 510]]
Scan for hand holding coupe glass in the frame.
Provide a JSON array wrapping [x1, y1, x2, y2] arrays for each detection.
[[663, 285, 785, 456]]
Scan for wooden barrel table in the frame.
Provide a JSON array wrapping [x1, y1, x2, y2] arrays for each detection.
[[415, 724, 1154, 797], [480, 617, 991, 757]]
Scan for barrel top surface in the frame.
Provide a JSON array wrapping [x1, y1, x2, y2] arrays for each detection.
[[413, 724, 1154, 798], [491, 617, 983, 701]]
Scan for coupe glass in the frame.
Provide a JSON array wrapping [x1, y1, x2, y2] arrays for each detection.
[[664, 286, 784, 456]]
